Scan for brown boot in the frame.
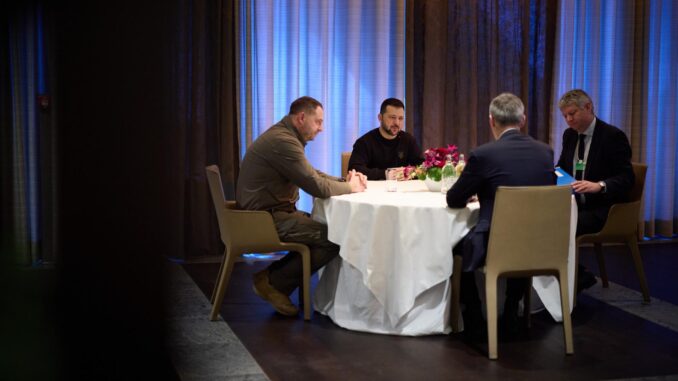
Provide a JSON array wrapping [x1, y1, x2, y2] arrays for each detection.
[[252, 269, 299, 317]]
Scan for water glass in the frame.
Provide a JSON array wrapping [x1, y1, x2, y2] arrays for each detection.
[[385, 168, 398, 192]]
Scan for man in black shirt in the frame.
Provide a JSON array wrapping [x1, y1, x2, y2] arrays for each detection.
[[347, 98, 423, 180]]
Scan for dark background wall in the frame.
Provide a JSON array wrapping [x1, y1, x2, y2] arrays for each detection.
[[53, 0, 178, 378], [2, 0, 240, 375]]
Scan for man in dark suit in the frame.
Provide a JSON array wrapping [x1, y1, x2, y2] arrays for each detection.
[[447, 93, 555, 336], [556, 89, 634, 292]]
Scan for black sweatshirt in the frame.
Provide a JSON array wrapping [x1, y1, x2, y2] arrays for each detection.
[[348, 128, 423, 180]]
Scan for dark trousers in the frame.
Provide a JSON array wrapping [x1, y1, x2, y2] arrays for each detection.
[[460, 272, 528, 313], [454, 237, 528, 314], [268, 210, 339, 295], [576, 204, 609, 236], [575, 205, 609, 288]]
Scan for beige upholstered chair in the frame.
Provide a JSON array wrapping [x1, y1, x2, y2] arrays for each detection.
[[452, 185, 574, 360], [341, 152, 351, 177], [205, 165, 312, 321], [576, 162, 650, 305]]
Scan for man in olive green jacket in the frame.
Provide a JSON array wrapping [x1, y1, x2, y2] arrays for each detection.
[[236, 96, 367, 316]]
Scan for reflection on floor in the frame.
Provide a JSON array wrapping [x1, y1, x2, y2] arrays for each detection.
[[171, 241, 678, 381]]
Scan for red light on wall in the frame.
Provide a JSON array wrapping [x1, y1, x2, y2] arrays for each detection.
[[37, 94, 50, 110]]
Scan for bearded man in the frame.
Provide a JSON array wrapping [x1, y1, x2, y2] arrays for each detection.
[[347, 98, 423, 180]]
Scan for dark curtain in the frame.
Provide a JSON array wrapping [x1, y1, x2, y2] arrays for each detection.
[[1, 2, 68, 379], [0, 0, 59, 267], [527, 0, 557, 145], [168, 0, 240, 259], [1, 0, 239, 376], [52, 0, 180, 378], [406, 0, 556, 154], [0, 4, 13, 263]]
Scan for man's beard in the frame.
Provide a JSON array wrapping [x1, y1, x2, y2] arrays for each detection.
[[381, 124, 398, 137]]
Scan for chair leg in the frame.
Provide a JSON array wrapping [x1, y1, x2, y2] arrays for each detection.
[[301, 250, 312, 321], [627, 235, 651, 304], [450, 256, 463, 333], [210, 249, 228, 304], [210, 252, 236, 321], [594, 243, 609, 288], [524, 277, 532, 329], [486, 273, 499, 360], [558, 271, 574, 355]]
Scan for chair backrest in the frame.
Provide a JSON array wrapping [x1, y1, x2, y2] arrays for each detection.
[[585, 162, 648, 238], [341, 152, 351, 177], [486, 186, 572, 274], [206, 165, 228, 241], [628, 162, 647, 202], [205, 165, 283, 252]]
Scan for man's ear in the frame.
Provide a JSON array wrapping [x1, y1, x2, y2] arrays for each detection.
[[295, 111, 305, 126], [377, 113, 383, 123]]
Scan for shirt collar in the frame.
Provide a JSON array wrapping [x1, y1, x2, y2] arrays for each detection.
[[281, 115, 307, 146], [582, 117, 597, 137], [498, 127, 520, 139]]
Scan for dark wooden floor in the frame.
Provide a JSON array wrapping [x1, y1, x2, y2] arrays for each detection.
[[183, 241, 678, 381]]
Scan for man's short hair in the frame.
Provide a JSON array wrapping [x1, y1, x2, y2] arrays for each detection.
[[380, 98, 405, 115], [558, 89, 593, 111], [289, 96, 323, 115], [489, 92, 524, 127]]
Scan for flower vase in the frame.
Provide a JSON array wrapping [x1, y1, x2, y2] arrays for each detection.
[[424, 177, 442, 192]]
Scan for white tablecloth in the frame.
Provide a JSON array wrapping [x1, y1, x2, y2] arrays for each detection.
[[311, 180, 575, 335]]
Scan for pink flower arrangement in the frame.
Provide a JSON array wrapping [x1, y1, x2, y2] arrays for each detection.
[[386, 165, 418, 181], [414, 145, 459, 181], [402, 166, 418, 179], [393, 145, 459, 181]]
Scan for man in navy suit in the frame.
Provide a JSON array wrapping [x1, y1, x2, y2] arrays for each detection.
[[447, 93, 555, 336], [556, 89, 634, 292]]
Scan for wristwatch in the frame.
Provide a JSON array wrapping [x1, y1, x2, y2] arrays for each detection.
[[598, 181, 607, 193]]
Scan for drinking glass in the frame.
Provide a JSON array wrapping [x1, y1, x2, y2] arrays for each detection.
[[385, 168, 399, 192]]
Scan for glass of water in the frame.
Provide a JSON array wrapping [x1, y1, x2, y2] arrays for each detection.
[[385, 168, 399, 192]]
